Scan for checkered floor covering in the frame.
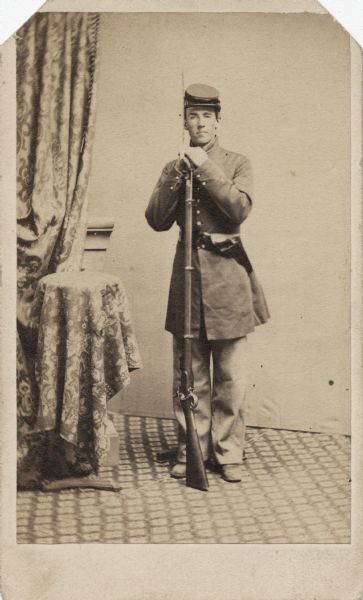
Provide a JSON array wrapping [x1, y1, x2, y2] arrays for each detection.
[[17, 415, 351, 544]]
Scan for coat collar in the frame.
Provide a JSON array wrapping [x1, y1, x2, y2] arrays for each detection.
[[190, 135, 220, 155]]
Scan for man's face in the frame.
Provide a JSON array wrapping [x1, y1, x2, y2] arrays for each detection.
[[184, 107, 219, 147]]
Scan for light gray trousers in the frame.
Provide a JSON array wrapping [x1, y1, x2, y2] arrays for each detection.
[[173, 329, 248, 465]]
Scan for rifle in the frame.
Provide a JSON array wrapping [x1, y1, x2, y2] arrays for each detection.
[[176, 162, 209, 492]]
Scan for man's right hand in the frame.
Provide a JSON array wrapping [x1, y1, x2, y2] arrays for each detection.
[[175, 155, 192, 176]]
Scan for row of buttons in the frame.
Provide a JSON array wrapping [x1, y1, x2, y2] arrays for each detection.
[[195, 182, 205, 247], [169, 173, 203, 227], [195, 198, 202, 226], [196, 173, 207, 187]]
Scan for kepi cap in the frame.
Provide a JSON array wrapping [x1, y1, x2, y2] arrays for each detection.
[[184, 83, 221, 113]]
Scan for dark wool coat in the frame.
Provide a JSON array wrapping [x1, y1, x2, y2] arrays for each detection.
[[145, 137, 269, 340]]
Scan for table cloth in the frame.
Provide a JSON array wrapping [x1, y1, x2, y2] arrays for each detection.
[[31, 271, 142, 470]]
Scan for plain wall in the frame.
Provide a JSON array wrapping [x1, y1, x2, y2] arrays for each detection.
[[87, 12, 351, 434]]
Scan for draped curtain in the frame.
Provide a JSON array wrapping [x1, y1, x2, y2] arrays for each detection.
[[16, 13, 100, 476]]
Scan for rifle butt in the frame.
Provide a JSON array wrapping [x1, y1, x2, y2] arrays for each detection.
[[183, 403, 209, 491]]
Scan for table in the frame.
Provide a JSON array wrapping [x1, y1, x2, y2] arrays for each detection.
[[31, 271, 142, 479]]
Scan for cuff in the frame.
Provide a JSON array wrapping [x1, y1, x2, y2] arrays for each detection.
[[193, 158, 227, 185]]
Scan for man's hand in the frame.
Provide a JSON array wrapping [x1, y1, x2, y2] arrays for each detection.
[[175, 146, 208, 175], [175, 156, 192, 176], [183, 146, 208, 168]]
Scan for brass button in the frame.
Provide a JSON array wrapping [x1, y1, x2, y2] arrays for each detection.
[[196, 221, 202, 226]]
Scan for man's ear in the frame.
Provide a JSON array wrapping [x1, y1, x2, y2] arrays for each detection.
[[184, 120, 188, 130]]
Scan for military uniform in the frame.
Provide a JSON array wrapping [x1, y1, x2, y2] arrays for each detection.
[[146, 85, 269, 476], [146, 136, 269, 340]]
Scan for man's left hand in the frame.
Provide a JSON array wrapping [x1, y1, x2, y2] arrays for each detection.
[[183, 146, 208, 168]]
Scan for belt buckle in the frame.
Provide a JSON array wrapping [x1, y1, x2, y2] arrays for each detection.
[[197, 232, 209, 249]]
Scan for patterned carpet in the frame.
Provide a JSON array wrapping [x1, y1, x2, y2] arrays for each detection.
[[17, 414, 351, 544]]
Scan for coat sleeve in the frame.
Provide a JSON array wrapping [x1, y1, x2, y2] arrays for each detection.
[[145, 161, 184, 231], [193, 154, 253, 225]]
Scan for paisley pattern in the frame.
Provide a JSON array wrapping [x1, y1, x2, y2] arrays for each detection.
[[31, 272, 142, 471], [16, 13, 100, 478]]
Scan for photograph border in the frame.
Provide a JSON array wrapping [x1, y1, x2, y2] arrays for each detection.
[[1, 2, 362, 599]]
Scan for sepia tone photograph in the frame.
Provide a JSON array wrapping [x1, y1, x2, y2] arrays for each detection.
[[1, 2, 362, 597], [14, 8, 353, 545], [12, 7, 355, 547]]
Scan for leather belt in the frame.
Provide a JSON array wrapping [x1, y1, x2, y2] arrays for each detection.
[[178, 230, 236, 244], [178, 230, 253, 274]]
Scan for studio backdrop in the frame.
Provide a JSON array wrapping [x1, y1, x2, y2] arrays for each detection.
[[86, 12, 351, 435]]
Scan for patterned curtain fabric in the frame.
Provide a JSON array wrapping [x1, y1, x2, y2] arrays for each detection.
[[16, 13, 100, 475]]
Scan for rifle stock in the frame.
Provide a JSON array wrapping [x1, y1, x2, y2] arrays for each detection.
[[181, 401, 209, 491], [179, 370, 208, 491]]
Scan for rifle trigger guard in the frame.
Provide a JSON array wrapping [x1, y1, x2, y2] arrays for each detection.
[[177, 389, 198, 410], [188, 391, 198, 410]]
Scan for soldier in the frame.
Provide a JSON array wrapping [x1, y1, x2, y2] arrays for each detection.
[[146, 84, 269, 482]]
